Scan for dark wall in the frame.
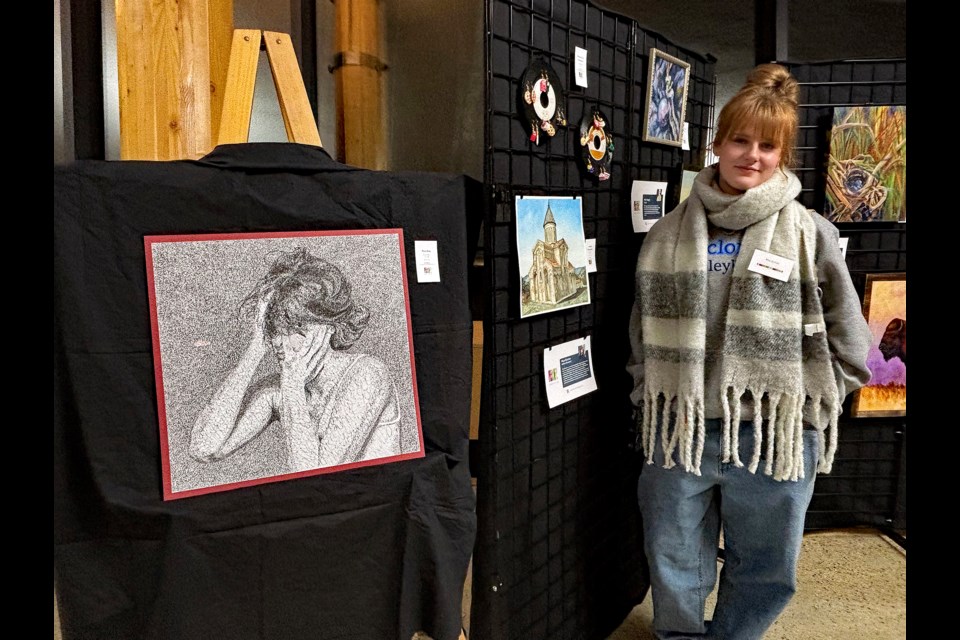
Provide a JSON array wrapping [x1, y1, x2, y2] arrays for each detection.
[[594, 0, 906, 127], [596, 0, 906, 72], [385, 0, 486, 181]]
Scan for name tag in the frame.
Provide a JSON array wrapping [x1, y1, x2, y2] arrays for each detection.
[[747, 249, 794, 282]]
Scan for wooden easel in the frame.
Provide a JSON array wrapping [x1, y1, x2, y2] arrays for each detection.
[[217, 29, 322, 147]]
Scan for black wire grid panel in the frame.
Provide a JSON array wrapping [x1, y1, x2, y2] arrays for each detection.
[[474, 6, 906, 637], [474, 1, 716, 639], [788, 59, 907, 533]]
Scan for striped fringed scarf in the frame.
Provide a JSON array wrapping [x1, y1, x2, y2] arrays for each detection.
[[635, 166, 840, 481]]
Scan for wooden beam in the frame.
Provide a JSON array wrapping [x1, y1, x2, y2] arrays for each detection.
[[116, 0, 212, 160], [333, 0, 385, 169], [208, 0, 234, 145], [470, 321, 483, 441]]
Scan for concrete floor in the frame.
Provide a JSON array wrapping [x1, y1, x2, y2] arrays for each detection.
[[57, 529, 905, 640], [606, 529, 906, 640]]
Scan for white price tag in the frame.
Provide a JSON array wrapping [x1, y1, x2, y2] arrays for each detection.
[[585, 238, 597, 273], [682, 122, 690, 150], [574, 47, 588, 88]]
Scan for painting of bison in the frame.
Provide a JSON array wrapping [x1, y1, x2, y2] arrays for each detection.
[[852, 273, 906, 417]]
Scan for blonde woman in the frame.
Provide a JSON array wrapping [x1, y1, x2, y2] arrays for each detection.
[[627, 64, 872, 639]]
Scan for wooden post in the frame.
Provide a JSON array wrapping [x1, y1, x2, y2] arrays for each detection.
[[116, 0, 218, 160], [333, 0, 385, 169], [208, 0, 235, 145]]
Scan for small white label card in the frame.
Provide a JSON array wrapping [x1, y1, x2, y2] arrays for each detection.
[[747, 249, 794, 282], [574, 47, 588, 88], [585, 238, 597, 273], [682, 122, 691, 150], [544, 335, 598, 409], [803, 322, 826, 336], [630, 180, 669, 233], [838, 236, 849, 258], [414, 240, 441, 282]]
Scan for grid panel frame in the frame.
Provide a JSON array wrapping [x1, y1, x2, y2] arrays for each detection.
[[475, 1, 715, 638], [789, 59, 907, 534]]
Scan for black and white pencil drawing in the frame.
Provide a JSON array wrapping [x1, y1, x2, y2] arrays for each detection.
[[146, 231, 422, 498]]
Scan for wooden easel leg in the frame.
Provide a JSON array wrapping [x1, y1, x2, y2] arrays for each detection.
[[264, 31, 322, 146], [217, 29, 262, 146]]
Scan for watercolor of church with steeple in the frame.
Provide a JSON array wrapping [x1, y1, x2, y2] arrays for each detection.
[[528, 201, 580, 304], [515, 196, 590, 318]]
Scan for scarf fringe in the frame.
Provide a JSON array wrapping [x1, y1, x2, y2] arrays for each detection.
[[642, 390, 840, 479], [747, 393, 764, 474], [819, 406, 840, 474], [763, 392, 782, 476], [720, 388, 732, 462], [725, 387, 745, 468], [642, 389, 704, 475]]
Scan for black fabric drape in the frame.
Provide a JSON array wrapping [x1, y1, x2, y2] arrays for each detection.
[[54, 144, 481, 640]]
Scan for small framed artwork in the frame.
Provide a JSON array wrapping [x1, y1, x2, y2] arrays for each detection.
[[824, 105, 906, 222], [642, 48, 691, 147], [851, 273, 906, 418], [515, 195, 591, 319]]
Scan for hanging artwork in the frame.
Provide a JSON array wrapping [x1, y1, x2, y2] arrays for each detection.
[[515, 196, 590, 319], [579, 108, 614, 181], [519, 58, 567, 145], [825, 105, 907, 222], [851, 273, 906, 418], [642, 48, 691, 147], [145, 229, 424, 499]]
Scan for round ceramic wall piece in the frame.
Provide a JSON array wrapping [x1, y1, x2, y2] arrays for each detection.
[[519, 58, 568, 145], [579, 108, 614, 181]]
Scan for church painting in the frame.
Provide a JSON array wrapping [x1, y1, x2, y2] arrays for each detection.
[[515, 196, 591, 319]]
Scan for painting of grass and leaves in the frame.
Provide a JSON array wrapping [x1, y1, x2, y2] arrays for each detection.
[[824, 106, 906, 223]]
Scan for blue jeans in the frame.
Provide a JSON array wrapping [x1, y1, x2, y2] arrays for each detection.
[[637, 419, 819, 640]]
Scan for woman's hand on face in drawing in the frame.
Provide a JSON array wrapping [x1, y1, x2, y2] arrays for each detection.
[[276, 325, 331, 469], [279, 324, 332, 391]]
